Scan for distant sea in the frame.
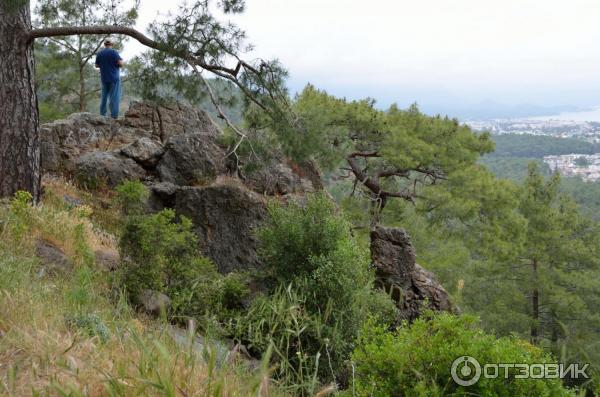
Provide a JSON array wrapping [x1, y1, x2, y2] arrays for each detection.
[[530, 107, 600, 122]]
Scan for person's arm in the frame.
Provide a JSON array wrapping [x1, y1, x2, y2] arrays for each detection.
[[116, 52, 124, 68], [95, 54, 99, 68]]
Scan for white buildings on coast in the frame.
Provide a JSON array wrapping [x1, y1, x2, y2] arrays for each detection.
[[466, 119, 600, 143], [544, 153, 600, 182]]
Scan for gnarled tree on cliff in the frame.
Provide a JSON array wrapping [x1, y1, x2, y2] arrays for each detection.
[[0, 0, 285, 201], [268, 86, 521, 230]]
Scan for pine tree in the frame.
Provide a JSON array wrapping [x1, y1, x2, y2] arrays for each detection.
[[461, 164, 600, 374], [33, 0, 139, 113]]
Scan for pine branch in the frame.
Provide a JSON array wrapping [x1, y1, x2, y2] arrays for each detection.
[[29, 25, 239, 76]]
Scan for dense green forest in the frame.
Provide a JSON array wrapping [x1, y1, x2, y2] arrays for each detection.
[[486, 134, 600, 158], [480, 134, 600, 219]]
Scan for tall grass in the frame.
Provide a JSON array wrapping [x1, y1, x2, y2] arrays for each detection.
[[0, 187, 281, 397]]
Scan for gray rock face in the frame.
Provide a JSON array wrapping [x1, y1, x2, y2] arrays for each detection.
[[94, 249, 120, 271], [157, 133, 226, 186], [41, 113, 132, 173], [122, 101, 219, 141], [120, 137, 164, 167], [370, 227, 416, 288], [370, 225, 453, 322], [35, 239, 70, 275], [245, 160, 318, 195], [75, 151, 147, 188], [63, 194, 83, 207], [40, 102, 218, 175], [148, 181, 180, 211], [174, 183, 267, 273], [138, 289, 171, 316]]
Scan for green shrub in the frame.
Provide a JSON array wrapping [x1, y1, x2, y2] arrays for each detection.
[[119, 209, 248, 321], [258, 193, 352, 283], [257, 194, 386, 318], [233, 285, 324, 395], [347, 313, 575, 397], [6, 191, 33, 243], [65, 313, 110, 343], [235, 193, 396, 392], [115, 180, 149, 216]]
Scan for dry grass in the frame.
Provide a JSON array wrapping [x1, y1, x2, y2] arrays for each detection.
[[42, 175, 124, 236], [0, 181, 284, 397]]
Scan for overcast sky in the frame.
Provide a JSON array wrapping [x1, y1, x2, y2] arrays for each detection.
[[117, 0, 600, 116]]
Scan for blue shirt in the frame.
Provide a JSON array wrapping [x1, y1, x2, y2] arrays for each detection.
[[95, 48, 122, 84]]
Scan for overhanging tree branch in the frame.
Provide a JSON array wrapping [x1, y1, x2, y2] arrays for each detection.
[[28, 25, 240, 76], [29, 24, 281, 114]]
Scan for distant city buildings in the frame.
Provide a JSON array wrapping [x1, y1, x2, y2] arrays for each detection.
[[465, 119, 600, 143], [544, 154, 600, 182], [466, 117, 600, 182]]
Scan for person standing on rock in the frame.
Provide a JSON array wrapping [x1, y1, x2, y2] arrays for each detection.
[[95, 39, 124, 119]]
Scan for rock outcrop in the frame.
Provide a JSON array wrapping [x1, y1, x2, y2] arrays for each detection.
[[370, 225, 453, 322], [41, 101, 220, 176], [174, 182, 267, 273], [41, 113, 127, 174], [120, 137, 164, 167], [35, 239, 71, 275], [94, 249, 121, 271], [157, 133, 227, 186], [121, 101, 220, 140], [75, 151, 148, 188], [245, 158, 319, 196], [41, 101, 322, 274], [138, 289, 171, 316]]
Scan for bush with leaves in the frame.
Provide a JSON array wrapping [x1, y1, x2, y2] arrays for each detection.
[[115, 180, 149, 216], [119, 208, 248, 322], [258, 193, 372, 308], [235, 193, 396, 392], [346, 313, 575, 397], [2, 190, 34, 245]]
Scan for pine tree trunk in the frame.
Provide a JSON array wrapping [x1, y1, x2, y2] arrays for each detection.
[[77, 36, 86, 112], [531, 258, 540, 344], [0, 1, 41, 202], [79, 63, 86, 112]]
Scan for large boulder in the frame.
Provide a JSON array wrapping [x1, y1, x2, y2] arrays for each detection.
[[370, 225, 453, 322], [120, 137, 164, 167], [174, 183, 267, 273], [94, 249, 121, 271], [35, 239, 71, 275], [75, 151, 147, 188], [40, 113, 142, 174], [138, 289, 171, 316], [122, 101, 220, 141], [157, 133, 227, 186], [245, 159, 321, 195]]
